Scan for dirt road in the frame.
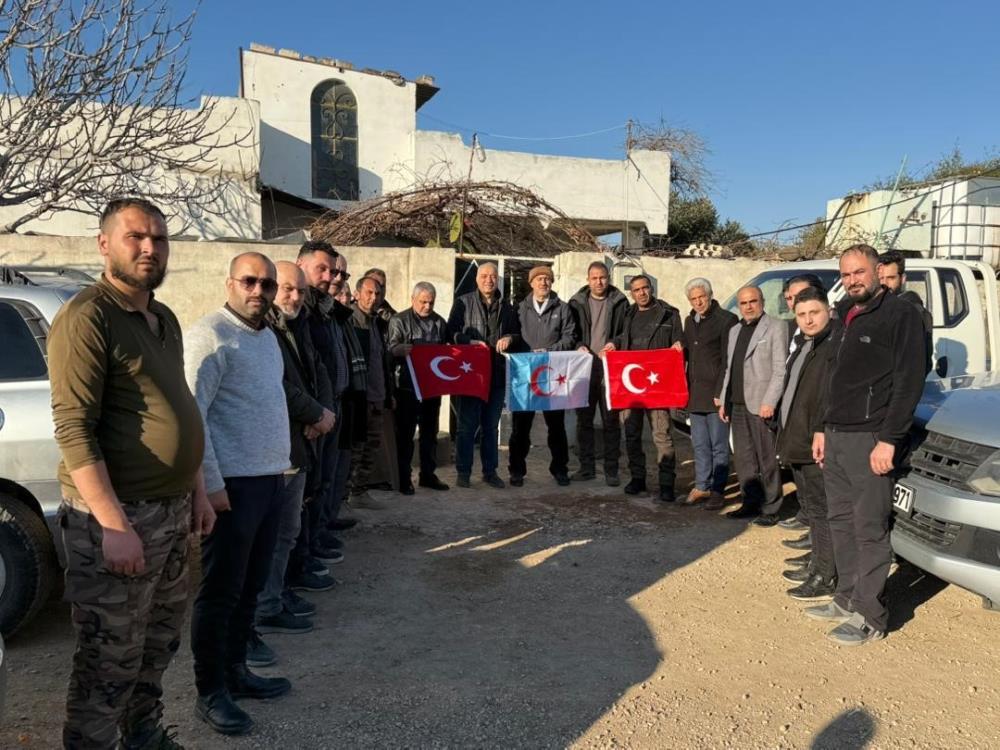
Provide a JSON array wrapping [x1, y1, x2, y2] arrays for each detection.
[[3, 442, 998, 748]]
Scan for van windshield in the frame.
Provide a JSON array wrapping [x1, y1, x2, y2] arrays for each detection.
[[722, 268, 842, 321]]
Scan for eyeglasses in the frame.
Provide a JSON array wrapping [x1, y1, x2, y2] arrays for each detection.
[[231, 276, 278, 294], [332, 269, 351, 279]]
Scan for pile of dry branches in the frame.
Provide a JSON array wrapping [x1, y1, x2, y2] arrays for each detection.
[[310, 180, 600, 258]]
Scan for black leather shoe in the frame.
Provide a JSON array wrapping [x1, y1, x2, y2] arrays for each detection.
[[509, 475, 524, 487], [782, 533, 812, 550], [726, 504, 760, 519], [787, 573, 837, 601], [784, 551, 812, 567], [752, 513, 779, 527], [779, 516, 809, 531], [419, 475, 450, 490], [554, 473, 571, 487], [226, 664, 291, 700], [782, 565, 812, 583], [623, 478, 647, 495], [329, 517, 358, 531], [195, 690, 253, 735], [400, 482, 415, 496], [658, 487, 676, 503]]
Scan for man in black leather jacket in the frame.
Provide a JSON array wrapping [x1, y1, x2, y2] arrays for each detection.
[[388, 282, 450, 495]]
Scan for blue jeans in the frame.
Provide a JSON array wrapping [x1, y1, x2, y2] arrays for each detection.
[[455, 386, 505, 478], [256, 471, 306, 619], [689, 411, 730, 493]]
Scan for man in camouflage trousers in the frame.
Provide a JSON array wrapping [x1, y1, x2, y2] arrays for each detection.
[[49, 199, 215, 750]]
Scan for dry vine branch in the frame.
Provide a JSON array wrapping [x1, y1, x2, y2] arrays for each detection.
[[310, 181, 601, 258], [0, 0, 255, 232]]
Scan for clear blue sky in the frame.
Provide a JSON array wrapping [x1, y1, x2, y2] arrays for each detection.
[[188, 0, 1000, 237]]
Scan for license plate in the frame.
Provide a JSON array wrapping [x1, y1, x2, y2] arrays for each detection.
[[892, 483, 914, 515]]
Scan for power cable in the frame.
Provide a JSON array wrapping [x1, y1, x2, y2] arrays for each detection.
[[417, 112, 626, 142]]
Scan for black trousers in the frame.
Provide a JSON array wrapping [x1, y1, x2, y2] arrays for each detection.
[[395, 390, 441, 482], [191, 474, 284, 694], [575, 365, 621, 475], [791, 463, 835, 579], [730, 405, 783, 514], [508, 410, 569, 478], [824, 429, 894, 632]]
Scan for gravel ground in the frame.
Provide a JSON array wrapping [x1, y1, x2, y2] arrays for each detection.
[[3, 437, 999, 748]]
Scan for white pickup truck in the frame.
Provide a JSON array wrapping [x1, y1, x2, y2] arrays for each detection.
[[724, 257, 1000, 610]]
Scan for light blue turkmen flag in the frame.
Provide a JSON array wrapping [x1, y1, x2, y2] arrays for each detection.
[[506, 351, 593, 412]]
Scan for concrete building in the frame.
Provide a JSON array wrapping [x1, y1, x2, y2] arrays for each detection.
[[825, 177, 1000, 267], [242, 43, 669, 245], [1, 43, 670, 252]]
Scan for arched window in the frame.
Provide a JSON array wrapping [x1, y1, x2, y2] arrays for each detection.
[[311, 79, 359, 200]]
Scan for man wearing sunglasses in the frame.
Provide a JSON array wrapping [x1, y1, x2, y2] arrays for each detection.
[[185, 252, 294, 736]]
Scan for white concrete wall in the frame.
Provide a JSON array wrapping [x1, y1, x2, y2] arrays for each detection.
[[415, 131, 670, 235], [243, 48, 418, 206], [0, 96, 261, 240], [0, 236, 453, 331], [551, 251, 774, 309]]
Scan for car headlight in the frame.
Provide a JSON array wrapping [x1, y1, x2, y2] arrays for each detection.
[[968, 448, 1000, 497]]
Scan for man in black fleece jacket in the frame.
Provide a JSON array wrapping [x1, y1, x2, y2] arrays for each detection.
[[608, 275, 684, 502], [809, 244, 926, 646], [568, 261, 630, 485]]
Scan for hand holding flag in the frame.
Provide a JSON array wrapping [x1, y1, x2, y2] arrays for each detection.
[[406, 344, 492, 401], [604, 348, 688, 410]]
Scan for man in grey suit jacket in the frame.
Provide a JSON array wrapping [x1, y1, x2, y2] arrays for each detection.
[[718, 286, 788, 525]]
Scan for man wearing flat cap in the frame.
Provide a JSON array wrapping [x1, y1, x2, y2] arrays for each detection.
[[508, 265, 577, 486]]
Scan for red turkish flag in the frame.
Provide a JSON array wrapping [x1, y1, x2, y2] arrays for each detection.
[[406, 344, 492, 402], [603, 348, 688, 410]]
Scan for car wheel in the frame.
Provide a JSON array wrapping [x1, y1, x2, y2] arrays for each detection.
[[0, 493, 59, 638]]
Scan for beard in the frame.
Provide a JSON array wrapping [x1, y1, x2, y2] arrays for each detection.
[[848, 283, 877, 305], [111, 258, 166, 291], [280, 306, 300, 320]]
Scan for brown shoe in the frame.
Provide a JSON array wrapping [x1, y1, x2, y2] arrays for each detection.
[[704, 492, 726, 511], [682, 488, 711, 506]]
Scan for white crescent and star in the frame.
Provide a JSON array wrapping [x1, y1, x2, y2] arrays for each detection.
[[622, 364, 660, 393], [621, 364, 647, 394], [429, 355, 460, 381]]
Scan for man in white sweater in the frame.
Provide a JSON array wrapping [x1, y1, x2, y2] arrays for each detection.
[[184, 252, 293, 736]]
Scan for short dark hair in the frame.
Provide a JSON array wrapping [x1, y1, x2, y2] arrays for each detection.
[[878, 249, 905, 274], [356, 275, 381, 293], [100, 198, 166, 231], [793, 285, 829, 308], [297, 239, 339, 260], [587, 261, 609, 275], [842, 243, 879, 263], [363, 268, 387, 282], [628, 274, 652, 290], [783, 273, 826, 293]]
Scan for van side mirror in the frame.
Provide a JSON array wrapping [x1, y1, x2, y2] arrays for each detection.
[[935, 356, 949, 378]]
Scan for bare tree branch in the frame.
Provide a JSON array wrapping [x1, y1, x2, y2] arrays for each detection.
[[0, 0, 255, 233], [629, 118, 713, 198]]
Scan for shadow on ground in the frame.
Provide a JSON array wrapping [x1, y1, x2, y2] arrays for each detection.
[[810, 707, 877, 749], [2, 438, 751, 748]]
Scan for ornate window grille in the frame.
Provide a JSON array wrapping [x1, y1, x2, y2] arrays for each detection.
[[311, 80, 359, 200]]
